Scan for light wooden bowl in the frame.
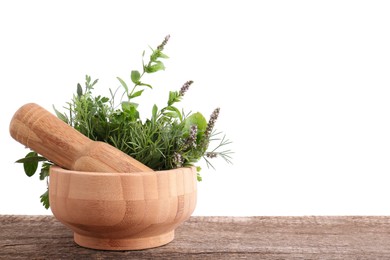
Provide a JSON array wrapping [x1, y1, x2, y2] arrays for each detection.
[[49, 166, 197, 250]]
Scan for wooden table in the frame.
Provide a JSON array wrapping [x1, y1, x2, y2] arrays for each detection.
[[1, 215, 390, 259]]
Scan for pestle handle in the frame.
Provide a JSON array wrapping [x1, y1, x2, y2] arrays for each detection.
[[9, 103, 152, 172]]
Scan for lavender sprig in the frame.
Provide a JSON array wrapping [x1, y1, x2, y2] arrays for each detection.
[[173, 152, 183, 167], [205, 108, 220, 138], [179, 80, 193, 97], [185, 125, 198, 149], [157, 35, 170, 51]]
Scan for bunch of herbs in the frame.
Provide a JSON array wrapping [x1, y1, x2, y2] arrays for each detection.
[[16, 35, 232, 209]]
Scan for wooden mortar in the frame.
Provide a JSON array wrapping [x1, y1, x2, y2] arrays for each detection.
[[49, 166, 197, 250]]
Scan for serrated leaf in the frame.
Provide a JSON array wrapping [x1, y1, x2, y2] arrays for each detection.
[[40, 189, 50, 209], [121, 101, 139, 120], [39, 163, 51, 181], [131, 70, 141, 84], [23, 152, 39, 177], [117, 77, 128, 94], [39, 168, 49, 180], [129, 89, 144, 99]]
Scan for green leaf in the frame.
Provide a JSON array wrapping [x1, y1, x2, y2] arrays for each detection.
[[39, 163, 51, 181], [77, 83, 83, 97], [150, 48, 159, 62], [145, 61, 165, 73], [121, 102, 139, 120], [129, 89, 144, 99], [165, 106, 182, 120], [117, 77, 129, 94], [183, 112, 208, 138], [121, 101, 131, 110], [168, 91, 180, 106], [40, 189, 50, 209], [53, 105, 68, 123], [152, 104, 158, 120], [164, 112, 179, 118], [138, 82, 153, 89], [22, 152, 39, 177], [159, 52, 169, 59], [131, 70, 141, 84], [91, 78, 99, 87], [122, 101, 138, 107], [15, 156, 48, 164]]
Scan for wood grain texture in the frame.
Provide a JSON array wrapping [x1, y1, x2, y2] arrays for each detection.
[[1, 215, 390, 259], [9, 103, 151, 172], [49, 166, 197, 250]]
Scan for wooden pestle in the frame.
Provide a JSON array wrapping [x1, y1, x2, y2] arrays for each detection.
[[9, 103, 152, 173]]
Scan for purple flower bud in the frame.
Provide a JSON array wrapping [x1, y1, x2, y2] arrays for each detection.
[[157, 35, 170, 51], [205, 108, 220, 138], [179, 80, 193, 96], [173, 152, 183, 167], [206, 152, 218, 158]]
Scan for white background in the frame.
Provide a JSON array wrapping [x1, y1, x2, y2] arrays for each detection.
[[1, 0, 390, 216]]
